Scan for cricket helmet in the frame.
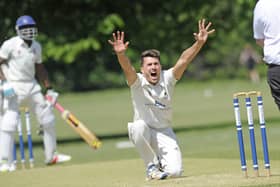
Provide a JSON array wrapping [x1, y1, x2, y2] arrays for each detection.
[[15, 15, 37, 41]]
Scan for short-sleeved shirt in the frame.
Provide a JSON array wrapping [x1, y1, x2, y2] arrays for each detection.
[[0, 36, 42, 81], [130, 68, 177, 129], [253, 0, 280, 65]]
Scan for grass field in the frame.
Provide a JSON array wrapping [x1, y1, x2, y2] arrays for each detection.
[[1, 79, 279, 187]]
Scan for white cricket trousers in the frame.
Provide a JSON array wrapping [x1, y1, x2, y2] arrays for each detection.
[[128, 120, 183, 177], [0, 81, 56, 164]]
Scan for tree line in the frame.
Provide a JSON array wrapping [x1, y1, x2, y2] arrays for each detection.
[[0, 0, 260, 92]]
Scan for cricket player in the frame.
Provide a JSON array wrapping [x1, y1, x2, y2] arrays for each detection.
[[253, 0, 280, 110], [108, 19, 215, 180], [0, 15, 71, 172]]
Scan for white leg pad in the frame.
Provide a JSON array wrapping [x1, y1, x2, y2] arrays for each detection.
[[0, 130, 15, 164], [0, 110, 19, 132]]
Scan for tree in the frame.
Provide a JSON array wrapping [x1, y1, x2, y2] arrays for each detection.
[[0, 0, 260, 91]]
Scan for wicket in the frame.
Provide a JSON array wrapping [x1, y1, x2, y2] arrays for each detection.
[[233, 91, 270, 177], [13, 107, 34, 169]]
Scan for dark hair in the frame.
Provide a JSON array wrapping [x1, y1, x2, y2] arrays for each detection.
[[140, 49, 160, 66]]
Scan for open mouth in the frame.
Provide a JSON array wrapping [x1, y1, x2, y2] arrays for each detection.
[[151, 72, 157, 77]]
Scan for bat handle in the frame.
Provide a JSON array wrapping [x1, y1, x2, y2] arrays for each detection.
[[62, 110, 70, 120]]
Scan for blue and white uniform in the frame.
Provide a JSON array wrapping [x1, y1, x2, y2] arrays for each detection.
[[0, 36, 56, 166]]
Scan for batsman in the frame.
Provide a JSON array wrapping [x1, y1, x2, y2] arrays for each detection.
[[0, 15, 71, 172], [108, 19, 215, 180]]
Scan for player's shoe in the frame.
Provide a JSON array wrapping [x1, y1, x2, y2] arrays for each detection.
[[146, 163, 168, 180], [8, 163, 16, 172], [0, 163, 10, 173], [46, 152, 71, 165]]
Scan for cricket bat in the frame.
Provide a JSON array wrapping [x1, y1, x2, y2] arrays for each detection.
[[46, 96, 101, 149]]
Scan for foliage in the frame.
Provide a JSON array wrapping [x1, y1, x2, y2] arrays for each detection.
[[0, 0, 262, 91]]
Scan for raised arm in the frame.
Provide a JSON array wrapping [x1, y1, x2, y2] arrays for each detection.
[[108, 31, 137, 86], [172, 19, 215, 80]]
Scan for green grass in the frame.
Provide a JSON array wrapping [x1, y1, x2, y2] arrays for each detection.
[[1, 79, 280, 187], [1, 159, 279, 187]]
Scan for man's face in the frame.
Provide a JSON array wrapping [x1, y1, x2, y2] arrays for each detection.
[[141, 56, 161, 85]]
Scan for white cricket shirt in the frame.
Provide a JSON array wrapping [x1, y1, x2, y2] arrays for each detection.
[[253, 0, 280, 65], [130, 69, 177, 129], [0, 36, 42, 81]]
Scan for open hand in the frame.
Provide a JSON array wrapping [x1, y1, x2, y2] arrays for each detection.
[[108, 31, 130, 54], [193, 19, 215, 43]]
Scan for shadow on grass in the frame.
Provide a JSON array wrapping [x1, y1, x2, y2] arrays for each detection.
[[30, 116, 280, 147]]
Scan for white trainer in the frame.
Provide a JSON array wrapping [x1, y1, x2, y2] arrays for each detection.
[[0, 163, 10, 173], [46, 153, 71, 165], [9, 163, 16, 172], [146, 164, 168, 180]]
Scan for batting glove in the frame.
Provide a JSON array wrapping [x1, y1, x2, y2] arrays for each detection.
[[46, 88, 59, 105], [2, 80, 16, 98]]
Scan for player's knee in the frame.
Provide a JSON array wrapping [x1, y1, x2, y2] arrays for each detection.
[[128, 120, 147, 133], [162, 155, 183, 177], [1, 110, 19, 132], [166, 166, 183, 177], [128, 120, 148, 143]]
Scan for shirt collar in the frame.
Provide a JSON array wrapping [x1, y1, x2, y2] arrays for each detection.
[[15, 36, 34, 48]]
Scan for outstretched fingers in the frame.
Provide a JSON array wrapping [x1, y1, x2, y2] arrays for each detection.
[[108, 32, 117, 45], [115, 31, 125, 41], [193, 19, 215, 41], [124, 41, 130, 48], [198, 19, 206, 30], [205, 22, 212, 30], [108, 31, 130, 53], [113, 32, 117, 41], [108, 31, 125, 45], [198, 20, 202, 31], [199, 19, 215, 35], [120, 31, 125, 41], [117, 31, 121, 40], [108, 39, 114, 45], [207, 29, 215, 35], [205, 21, 215, 35], [201, 19, 205, 30]]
